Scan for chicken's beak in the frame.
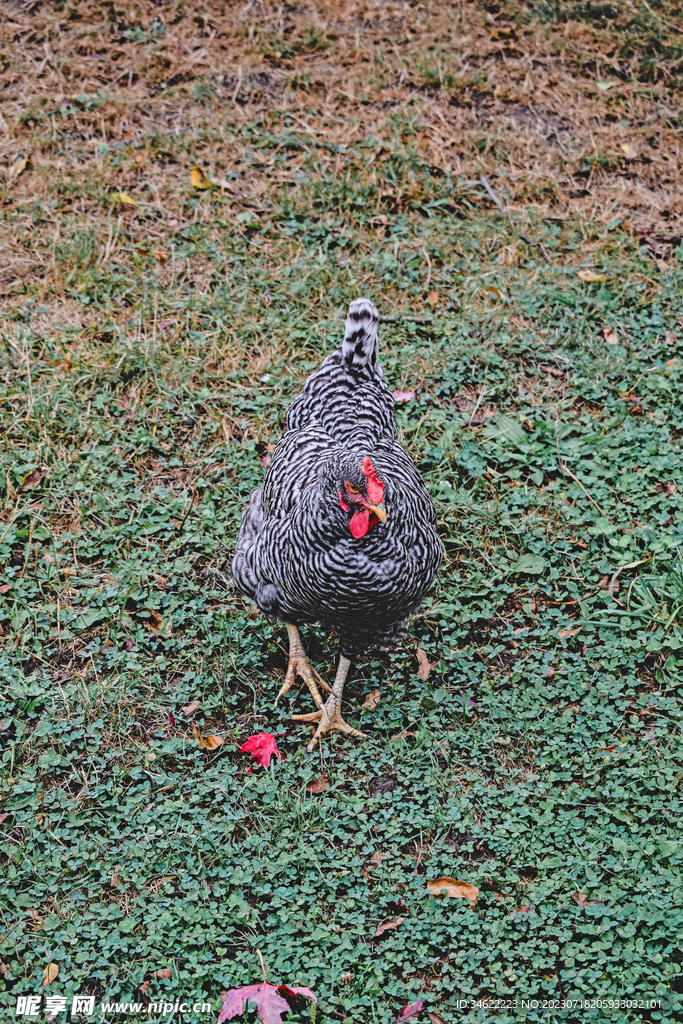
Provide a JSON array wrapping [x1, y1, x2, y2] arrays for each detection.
[[366, 502, 387, 524]]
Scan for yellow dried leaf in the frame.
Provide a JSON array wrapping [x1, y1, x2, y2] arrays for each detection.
[[192, 725, 223, 750], [361, 688, 380, 712], [190, 165, 211, 189], [577, 269, 606, 283], [416, 647, 436, 682], [112, 191, 138, 206], [603, 327, 618, 345], [426, 877, 479, 906], [8, 156, 32, 180], [42, 963, 59, 985]]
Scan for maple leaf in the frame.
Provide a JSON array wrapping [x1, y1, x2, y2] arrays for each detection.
[[396, 1000, 424, 1021], [218, 980, 316, 1023], [239, 732, 284, 768]]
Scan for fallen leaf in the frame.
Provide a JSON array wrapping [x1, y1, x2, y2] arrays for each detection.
[[665, 330, 677, 345], [0, 813, 9, 823], [27, 909, 45, 930], [397, 1000, 424, 1021], [218, 981, 316, 1023], [259, 454, 272, 467], [193, 725, 224, 751], [603, 326, 619, 345], [361, 688, 380, 711], [0, 963, 10, 975], [111, 191, 138, 206], [427, 1013, 445, 1024], [42, 963, 59, 985], [427, 290, 439, 307], [493, 892, 509, 901], [140, 979, 150, 994], [558, 627, 582, 639], [426, 877, 479, 906], [43, 553, 56, 564], [393, 389, 416, 402], [514, 904, 534, 914], [21, 467, 47, 490], [153, 249, 169, 264], [8, 156, 32, 180], [416, 647, 436, 682], [577, 269, 606, 283], [181, 700, 201, 716], [111, 864, 121, 887], [157, 967, 172, 980], [369, 850, 391, 867], [391, 729, 415, 741], [0, 584, 12, 594], [144, 608, 163, 631], [571, 891, 604, 907], [374, 916, 404, 937], [306, 775, 329, 794], [597, 79, 615, 90], [191, 165, 211, 189], [239, 732, 283, 768], [621, 143, 638, 160]]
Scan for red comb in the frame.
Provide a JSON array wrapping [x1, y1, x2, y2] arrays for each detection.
[[361, 457, 384, 505]]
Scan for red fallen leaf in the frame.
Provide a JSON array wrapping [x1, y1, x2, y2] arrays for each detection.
[[396, 1000, 424, 1021], [218, 980, 316, 1023], [168, 713, 178, 734], [393, 389, 416, 403], [239, 732, 283, 768]]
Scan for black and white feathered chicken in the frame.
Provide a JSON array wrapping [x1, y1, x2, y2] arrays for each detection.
[[232, 298, 442, 750]]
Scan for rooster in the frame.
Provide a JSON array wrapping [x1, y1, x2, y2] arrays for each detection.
[[232, 298, 442, 750]]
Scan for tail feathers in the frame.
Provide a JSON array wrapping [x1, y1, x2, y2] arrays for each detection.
[[342, 298, 380, 371]]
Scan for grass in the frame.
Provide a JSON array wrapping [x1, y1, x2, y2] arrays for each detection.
[[1, 1, 683, 1022]]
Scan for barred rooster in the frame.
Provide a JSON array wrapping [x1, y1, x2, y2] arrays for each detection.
[[232, 299, 442, 750]]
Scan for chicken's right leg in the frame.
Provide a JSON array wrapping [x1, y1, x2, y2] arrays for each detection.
[[275, 624, 332, 716]]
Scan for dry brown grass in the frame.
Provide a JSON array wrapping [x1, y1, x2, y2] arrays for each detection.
[[1, 0, 682, 314]]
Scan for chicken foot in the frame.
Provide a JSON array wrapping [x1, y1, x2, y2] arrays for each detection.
[[275, 624, 332, 719], [291, 654, 366, 752]]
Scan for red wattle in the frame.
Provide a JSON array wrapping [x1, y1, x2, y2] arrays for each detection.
[[349, 508, 370, 538], [338, 490, 350, 512]]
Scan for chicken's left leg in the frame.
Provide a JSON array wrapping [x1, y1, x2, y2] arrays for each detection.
[[291, 654, 366, 752]]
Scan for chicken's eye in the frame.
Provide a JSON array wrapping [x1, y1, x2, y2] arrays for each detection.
[[346, 484, 360, 495]]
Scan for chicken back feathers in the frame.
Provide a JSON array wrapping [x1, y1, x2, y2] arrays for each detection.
[[232, 298, 442, 657]]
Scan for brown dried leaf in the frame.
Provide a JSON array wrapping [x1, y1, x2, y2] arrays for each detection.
[[361, 688, 380, 711], [514, 904, 534, 914], [603, 326, 618, 345], [571, 891, 604, 907], [558, 627, 582, 639], [427, 290, 439, 307], [111, 864, 121, 888], [665, 330, 677, 345], [373, 916, 404, 937], [0, 813, 9, 823], [8, 156, 32, 180], [306, 775, 329, 794], [0, 584, 11, 595], [427, 1013, 446, 1024], [42, 962, 59, 985], [27, 909, 45, 930], [416, 647, 436, 682], [181, 700, 201, 717], [21, 467, 47, 491], [144, 609, 163, 631], [426, 877, 479, 906], [390, 729, 415, 742], [140, 979, 150, 994], [156, 967, 172, 980], [369, 850, 391, 867]]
